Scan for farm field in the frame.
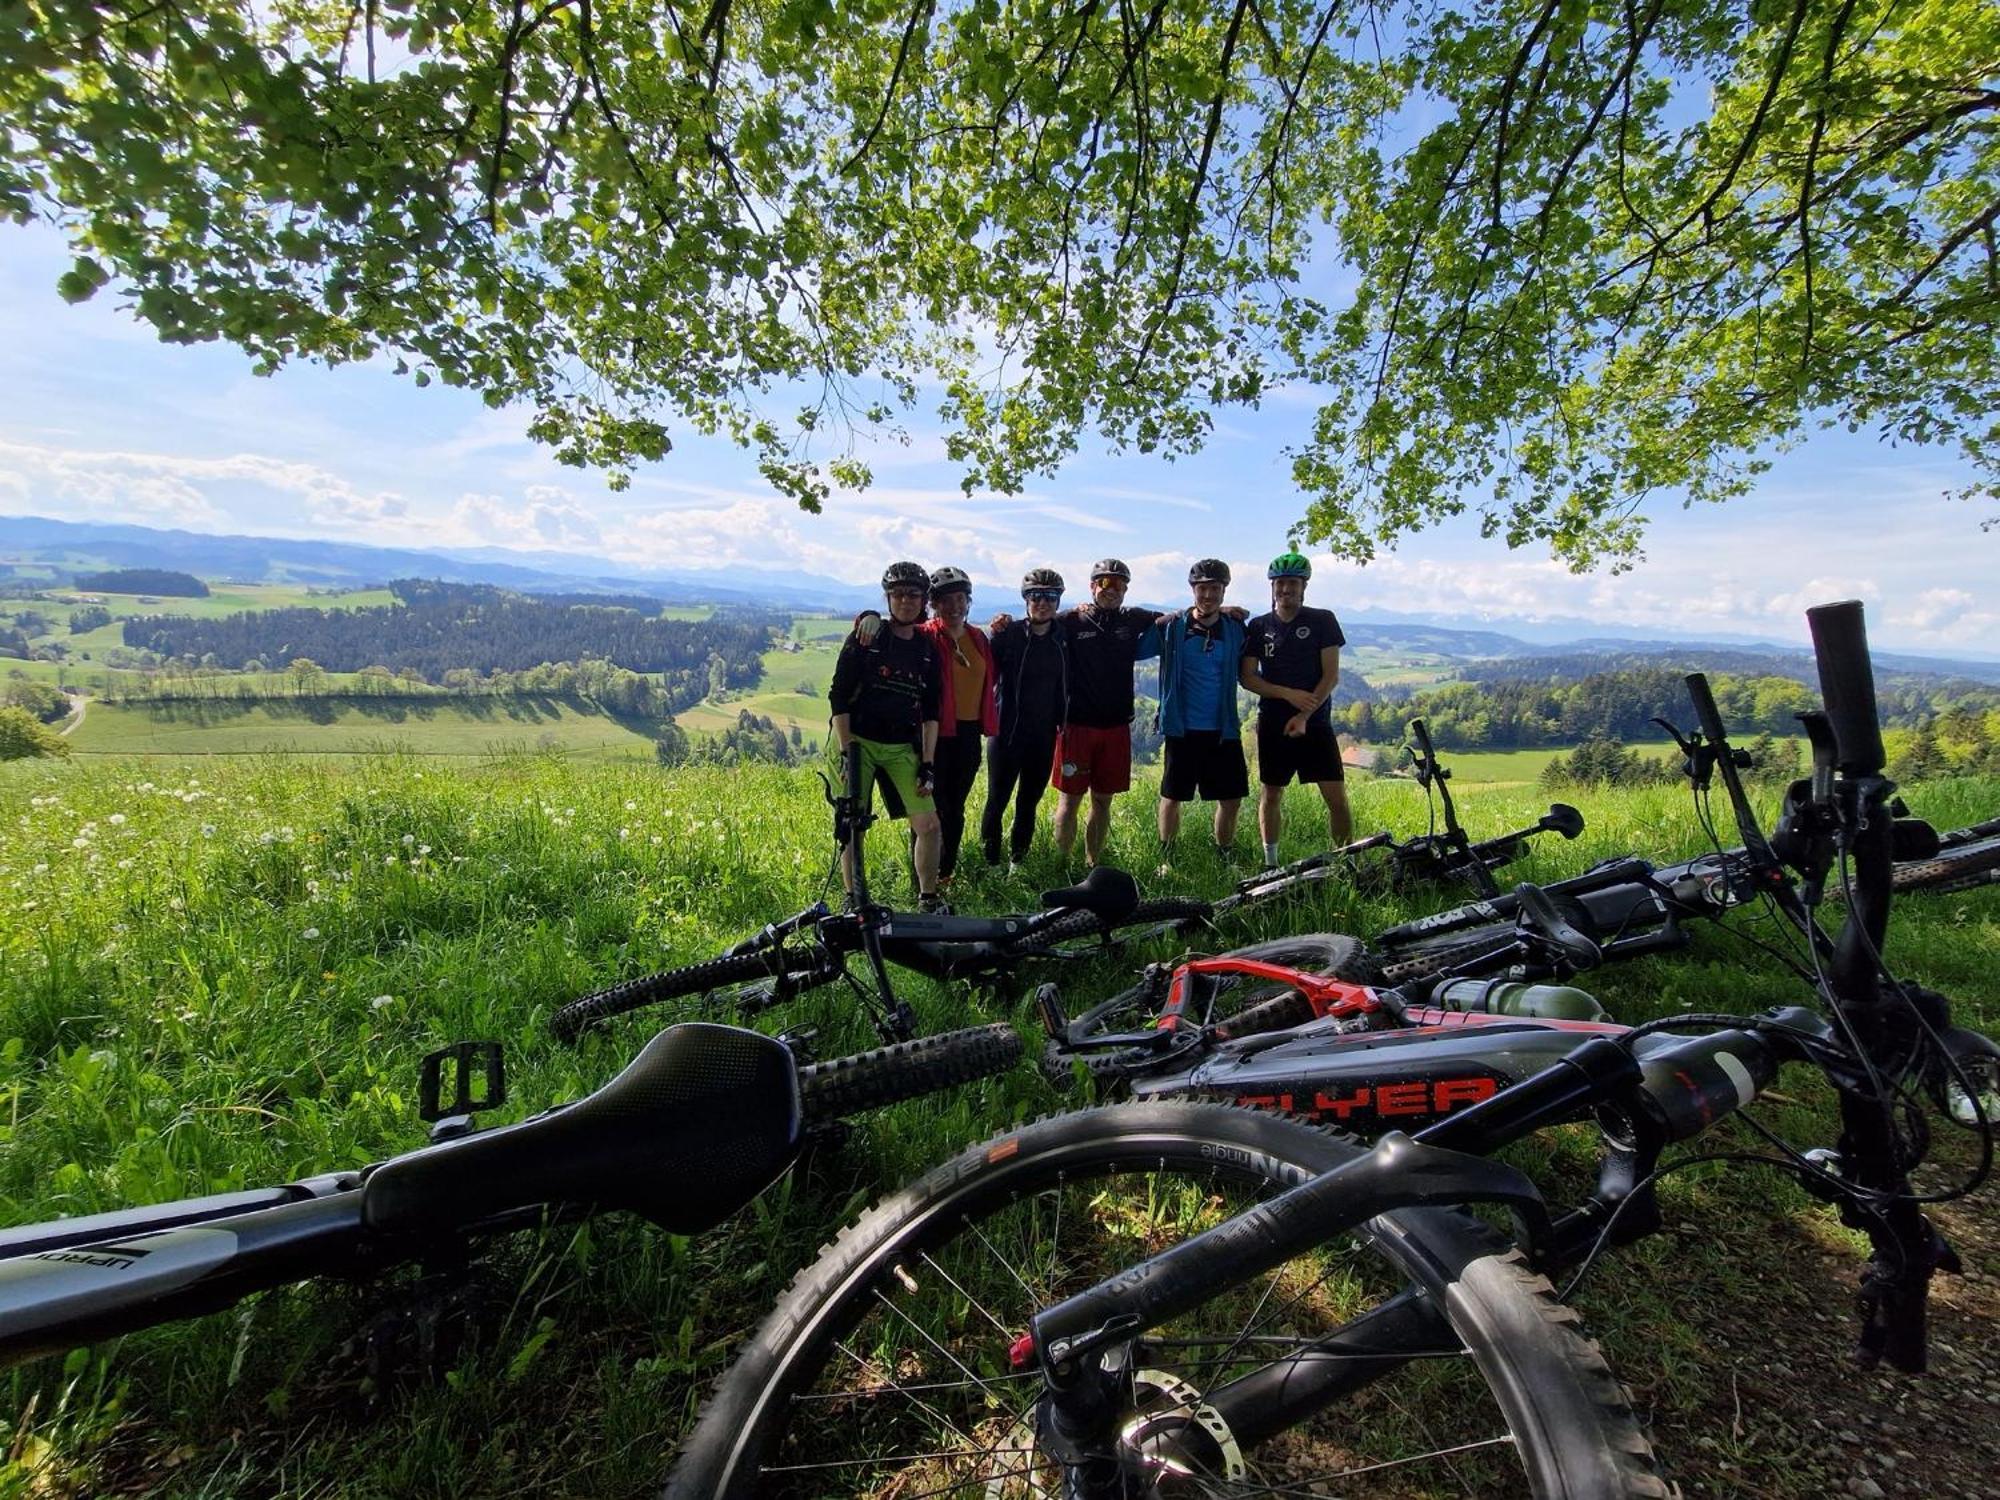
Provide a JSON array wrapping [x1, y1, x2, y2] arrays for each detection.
[[1422, 738, 1680, 783], [680, 638, 841, 745], [0, 750, 1994, 1498], [64, 697, 659, 759]]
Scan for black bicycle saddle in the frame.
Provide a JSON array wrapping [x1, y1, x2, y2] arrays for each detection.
[[1041, 865, 1142, 923], [1512, 882, 1604, 969], [362, 1024, 801, 1237]]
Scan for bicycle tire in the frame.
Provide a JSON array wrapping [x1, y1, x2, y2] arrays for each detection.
[[1020, 895, 1216, 955], [797, 1024, 1023, 1122], [666, 1101, 1666, 1498], [1040, 934, 1372, 1088], [549, 948, 822, 1043], [1888, 835, 2000, 894]]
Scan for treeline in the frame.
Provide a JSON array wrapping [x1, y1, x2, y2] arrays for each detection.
[[76, 568, 209, 596], [1337, 667, 2000, 750], [656, 710, 806, 768], [101, 657, 673, 717], [119, 579, 777, 701]]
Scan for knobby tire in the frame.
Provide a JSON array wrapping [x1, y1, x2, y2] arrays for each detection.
[[666, 1101, 1667, 1498]]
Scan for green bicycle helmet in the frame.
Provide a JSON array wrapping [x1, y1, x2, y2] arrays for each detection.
[[1267, 550, 1313, 581]]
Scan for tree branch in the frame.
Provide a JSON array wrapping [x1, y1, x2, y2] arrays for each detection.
[[842, 0, 935, 174]]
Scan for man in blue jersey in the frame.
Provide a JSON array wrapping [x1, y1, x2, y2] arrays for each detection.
[[1155, 559, 1249, 858]]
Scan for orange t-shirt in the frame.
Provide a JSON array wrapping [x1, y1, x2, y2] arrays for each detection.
[[948, 630, 986, 724]]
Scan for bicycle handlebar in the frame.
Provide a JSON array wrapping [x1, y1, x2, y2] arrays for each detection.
[[1684, 671, 1730, 748], [1807, 601, 1886, 775]]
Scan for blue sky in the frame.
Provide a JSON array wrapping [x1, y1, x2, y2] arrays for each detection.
[[3, 220, 1993, 655]]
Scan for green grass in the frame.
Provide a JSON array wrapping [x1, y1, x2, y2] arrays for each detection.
[[679, 641, 841, 746], [788, 613, 854, 642], [1397, 737, 1683, 784], [0, 754, 1993, 1496], [65, 699, 661, 760]]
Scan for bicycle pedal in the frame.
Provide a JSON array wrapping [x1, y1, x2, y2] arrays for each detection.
[[1033, 983, 1069, 1039], [418, 1040, 506, 1125]]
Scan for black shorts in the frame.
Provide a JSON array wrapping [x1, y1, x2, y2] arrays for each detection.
[[1257, 714, 1344, 787], [1161, 730, 1250, 802]]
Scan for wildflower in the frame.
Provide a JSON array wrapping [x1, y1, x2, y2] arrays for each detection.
[[619, 827, 631, 840], [116, 859, 133, 871], [417, 844, 430, 856], [370, 994, 395, 1011], [200, 823, 216, 837], [401, 833, 415, 846], [625, 800, 638, 811], [259, 831, 276, 845], [384, 853, 398, 866], [108, 813, 127, 826], [31, 862, 47, 875]]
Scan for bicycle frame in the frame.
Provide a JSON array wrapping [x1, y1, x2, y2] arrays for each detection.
[[0, 1022, 807, 1368], [1014, 601, 1986, 1488]]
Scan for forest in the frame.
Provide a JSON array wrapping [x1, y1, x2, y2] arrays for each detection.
[[1336, 666, 2000, 751], [120, 580, 779, 704], [75, 568, 210, 596]]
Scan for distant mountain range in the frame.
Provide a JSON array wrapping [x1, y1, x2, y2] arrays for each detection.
[[6, 514, 1996, 684]]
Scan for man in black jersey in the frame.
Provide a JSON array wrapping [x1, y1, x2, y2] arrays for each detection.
[[827, 561, 946, 910], [1240, 550, 1351, 864], [1050, 558, 1162, 867]]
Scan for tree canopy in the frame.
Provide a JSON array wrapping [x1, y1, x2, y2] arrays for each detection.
[[6, 0, 1995, 565]]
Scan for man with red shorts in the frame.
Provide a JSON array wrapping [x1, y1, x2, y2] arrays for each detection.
[[1051, 559, 1162, 867]]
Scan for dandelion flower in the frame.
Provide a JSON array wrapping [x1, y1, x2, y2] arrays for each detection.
[[200, 824, 216, 838], [370, 994, 396, 1011], [302, 926, 321, 940], [108, 813, 127, 826]]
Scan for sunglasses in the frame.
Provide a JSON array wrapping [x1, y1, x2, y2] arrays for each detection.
[[1024, 590, 1061, 604], [887, 588, 927, 602]]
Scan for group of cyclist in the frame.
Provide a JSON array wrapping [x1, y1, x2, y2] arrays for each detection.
[[827, 551, 1354, 911]]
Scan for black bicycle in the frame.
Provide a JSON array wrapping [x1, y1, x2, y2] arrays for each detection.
[[664, 600, 1998, 1497], [549, 748, 1208, 1043], [0, 1019, 1021, 1371]]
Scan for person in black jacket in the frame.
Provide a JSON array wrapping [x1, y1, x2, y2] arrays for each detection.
[[982, 567, 1068, 867], [827, 561, 947, 911]]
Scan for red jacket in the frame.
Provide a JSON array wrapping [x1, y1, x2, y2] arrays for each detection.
[[920, 619, 1000, 737]]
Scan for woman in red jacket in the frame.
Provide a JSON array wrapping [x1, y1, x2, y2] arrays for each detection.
[[919, 565, 997, 886]]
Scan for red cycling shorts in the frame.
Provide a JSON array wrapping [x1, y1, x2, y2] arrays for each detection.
[[1052, 723, 1132, 795]]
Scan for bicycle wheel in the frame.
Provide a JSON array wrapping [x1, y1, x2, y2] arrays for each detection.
[[667, 1102, 1665, 1498], [548, 947, 831, 1043], [1888, 835, 2000, 895], [798, 1024, 1024, 1122], [1042, 933, 1371, 1088]]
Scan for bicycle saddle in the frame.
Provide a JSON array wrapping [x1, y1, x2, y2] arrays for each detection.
[[362, 1024, 801, 1237], [1512, 883, 1604, 969], [1041, 865, 1141, 923]]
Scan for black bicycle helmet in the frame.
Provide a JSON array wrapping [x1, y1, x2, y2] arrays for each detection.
[[1188, 558, 1231, 587], [881, 560, 929, 593], [928, 565, 972, 597], [1090, 558, 1132, 583], [1020, 567, 1065, 598]]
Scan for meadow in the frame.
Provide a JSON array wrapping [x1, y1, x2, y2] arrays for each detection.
[[0, 753, 1994, 1497]]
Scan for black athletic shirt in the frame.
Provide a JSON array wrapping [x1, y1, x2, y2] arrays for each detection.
[[990, 618, 1067, 744], [1061, 604, 1160, 729], [1243, 606, 1345, 723], [829, 627, 941, 746]]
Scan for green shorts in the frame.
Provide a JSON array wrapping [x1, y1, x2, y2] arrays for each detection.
[[830, 735, 934, 820]]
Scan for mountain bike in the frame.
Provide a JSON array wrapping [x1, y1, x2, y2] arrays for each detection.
[[0, 1019, 1021, 1370], [548, 747, 1208, 1043], [665, 600, 1999, 1497]]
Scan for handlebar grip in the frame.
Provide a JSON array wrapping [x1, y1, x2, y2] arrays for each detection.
[[1684, 672, 1729, 745], [1409, 718, 1435, 753], [1806, 601, 1886, 774]]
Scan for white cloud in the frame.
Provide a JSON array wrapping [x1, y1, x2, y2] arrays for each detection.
[[445, 489, 604, 549]]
